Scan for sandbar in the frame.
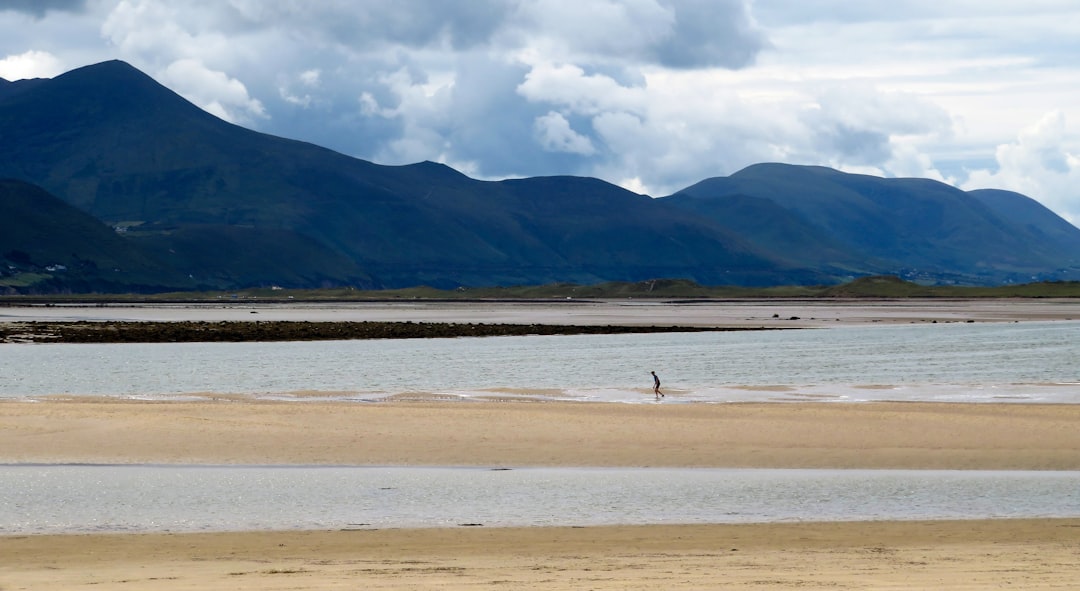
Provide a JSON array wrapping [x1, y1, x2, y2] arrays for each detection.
[[3, 400, 1079, 469]]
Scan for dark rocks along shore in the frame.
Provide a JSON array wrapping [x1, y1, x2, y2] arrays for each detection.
[[0, 321, 770, 344]]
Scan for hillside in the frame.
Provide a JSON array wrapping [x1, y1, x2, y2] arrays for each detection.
[[664, 164, 1080, 285], [0, 179, 193, 293]]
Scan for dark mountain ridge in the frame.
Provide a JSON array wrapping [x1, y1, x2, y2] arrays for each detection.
[[664, 163, 1080, 284], [1, 60, 1079, 293]]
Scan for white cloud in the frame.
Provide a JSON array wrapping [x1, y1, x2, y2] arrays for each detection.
[[278, 69, 323, 108], [885, 143, 947, 182], [534, 111, 595, 155], [158, 59, 266, 124], [0, 49, 64, 79], [101, 1, 192, 56], [517, 62, 645, 115], [962, 111, 1080, 224], [299, 69, 320, 87]]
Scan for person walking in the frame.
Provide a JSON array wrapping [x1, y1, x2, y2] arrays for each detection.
[[651, 371, 663, 398]]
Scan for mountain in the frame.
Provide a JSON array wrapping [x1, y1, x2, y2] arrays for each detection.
[[968, 188, 1080, 253], [0, 178, 196, 293], [0, 60, 812, 292], [663, 164, 1080, 284], [1, 60, 1079, 293]]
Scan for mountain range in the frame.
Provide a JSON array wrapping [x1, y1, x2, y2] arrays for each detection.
[[2, 60, 1079, 294]]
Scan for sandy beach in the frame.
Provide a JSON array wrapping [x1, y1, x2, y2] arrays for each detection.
[[3, 399, 1080, 589]]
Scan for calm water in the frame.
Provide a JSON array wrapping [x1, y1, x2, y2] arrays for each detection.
[[1, 320, 1078, 402], [3, 465, 1078, 534]]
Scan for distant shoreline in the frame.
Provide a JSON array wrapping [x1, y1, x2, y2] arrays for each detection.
[[0, 320, 774, 344], [3, 298, 1079, 342]]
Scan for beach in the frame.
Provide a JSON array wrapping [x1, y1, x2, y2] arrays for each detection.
[[3, 299, 1080, 589], [3, 399, 1080, 589]]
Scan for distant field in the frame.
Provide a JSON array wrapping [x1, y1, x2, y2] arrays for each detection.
[[2, 275, 1080, 303]]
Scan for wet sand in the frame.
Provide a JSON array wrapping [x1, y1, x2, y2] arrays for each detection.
[[5, 519, 1080, 590]]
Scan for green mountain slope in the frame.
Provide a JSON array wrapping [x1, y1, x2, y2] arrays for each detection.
[[968, 189, 1080, 256]]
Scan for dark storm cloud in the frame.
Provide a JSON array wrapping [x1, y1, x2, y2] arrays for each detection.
[[509, 0, 769, 70], [816, 124, 893, 165], [0, 0, 85, 18], [651, 0, 770, 68], [221, 0, 513, 51]]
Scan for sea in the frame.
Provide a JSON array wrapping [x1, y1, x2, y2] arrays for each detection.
[[2, 318, 1078, 403], [2, 317, 1079, 534]]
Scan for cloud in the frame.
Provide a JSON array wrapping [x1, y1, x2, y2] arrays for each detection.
[[963, 111, 1080, 224], [512, 0, 768, 69], [225, 0, 512, 51], [517, 62, 645, 115], [100, 1, 237, 62], [534, 111, 596, 155], [796, 84, 954, 175], [299, 69, 320, 87], [158, 59, 267, 124], [650, 0, 769, 69], [278, 69, 322, 108], [511, 58, 958, 195], [0, 0, 86, 18], [0, 49, 64, 80]]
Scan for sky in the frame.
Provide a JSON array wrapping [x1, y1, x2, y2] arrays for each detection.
[[2, 1, 1080, 225]]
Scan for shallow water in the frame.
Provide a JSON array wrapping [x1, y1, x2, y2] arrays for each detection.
[[2, 320, 1078, 403], [3, 465, 1078, 534]]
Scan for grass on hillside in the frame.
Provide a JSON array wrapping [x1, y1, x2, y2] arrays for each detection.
[[3, 276, 1080, 303]]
